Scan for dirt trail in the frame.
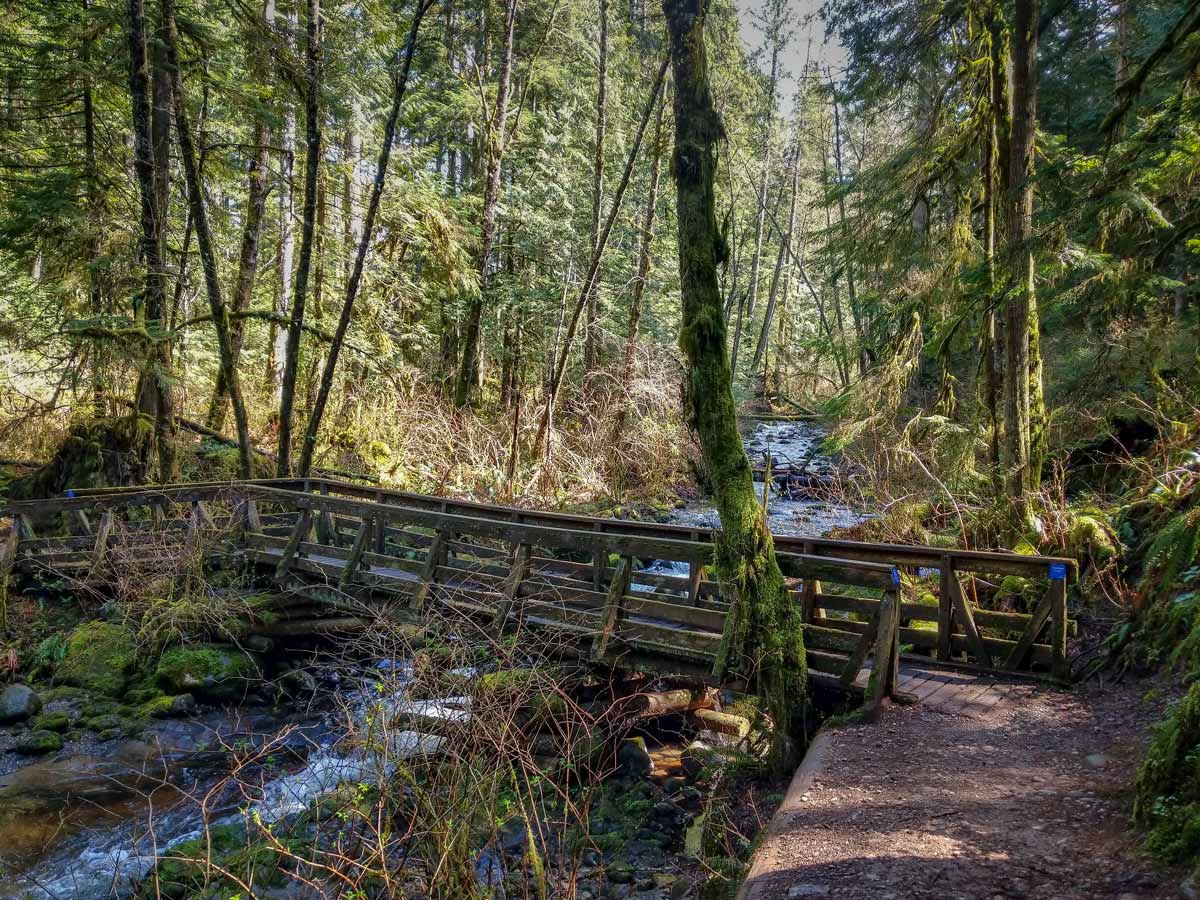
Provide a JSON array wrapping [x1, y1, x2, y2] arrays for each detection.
[[741, 677, 1182, 900]]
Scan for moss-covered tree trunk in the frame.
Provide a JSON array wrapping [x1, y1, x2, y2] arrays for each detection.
[[662, 0, 806, 753]]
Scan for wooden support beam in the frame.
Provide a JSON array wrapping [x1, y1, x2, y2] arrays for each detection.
[[1050, 568, 1068, 680], [339, 519, 373, 591], [242, 499, 263, 533], [866, 587, 899, 717], [72, 509, 93, 535], [948, 565, 992, 669], [17, 514, 36, 540], [592, 522, 605, 590], [275, 509, 313, 580], [591, 556, 632, 661], [1003, 587, 1053, 671], [686, 561, 705, 606], [840, 605, 881, 688], [494, 542, 531, 634], [937, 554, 954, 661], [411, 528, 450, 611]]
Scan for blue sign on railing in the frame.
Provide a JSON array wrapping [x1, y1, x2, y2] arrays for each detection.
[[65, 490, 75, 499], [1049, 563, 1067, 581], [891, 567, 901, 585]]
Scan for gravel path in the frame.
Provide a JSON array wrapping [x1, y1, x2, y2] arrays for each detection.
[[741, 678, 1182, 900]]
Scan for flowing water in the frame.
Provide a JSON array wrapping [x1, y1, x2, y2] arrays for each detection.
[[0, 418, 864, 898], [666, 419, 866, 537]]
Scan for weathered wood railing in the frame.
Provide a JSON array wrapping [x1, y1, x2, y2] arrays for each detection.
[[6, 477, 1075, 693]]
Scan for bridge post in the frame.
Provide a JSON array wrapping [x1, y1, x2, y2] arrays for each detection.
[[339, 519, 373, 592], [592, 556, 632, 661], [937, 554, 954, 661], [1050, 565, 1069, 681], [494, 542, 531, 634]]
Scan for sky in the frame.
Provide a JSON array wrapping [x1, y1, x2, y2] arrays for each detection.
[[735, 0, 847, 88]]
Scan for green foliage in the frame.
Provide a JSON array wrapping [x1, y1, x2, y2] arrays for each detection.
[[1134, 680, 1200, 875]]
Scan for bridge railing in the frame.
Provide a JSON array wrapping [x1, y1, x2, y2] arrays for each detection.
[[6, 477, 1072, 682], [287, 478, 1073, 681], [2, 482, 905, 711]]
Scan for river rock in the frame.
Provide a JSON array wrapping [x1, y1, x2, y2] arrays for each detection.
[[0, 683, 42, 724], [618, 737, 653, 776], [156, 644, 260, 702], [680, 741, 719, 781], [31, 710, 70, 732], [278, 668, 319, 697], [143, 693, 198, 718], [57, 622, 138, 697], [15, 728, 63, 755]]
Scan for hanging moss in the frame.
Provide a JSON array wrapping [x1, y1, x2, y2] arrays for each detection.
[[1134, 680, 1200, 874]]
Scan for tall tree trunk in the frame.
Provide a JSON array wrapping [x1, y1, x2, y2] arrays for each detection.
[[730, 39, 780, 374], [1003, 0, 1043, 507], [582, 0, 608, 375], [83, 0, 105, 411], [830, 79, 866, 376], [453, 0, 517, 407], [269, 0, 297, 408], [297, 0, 436, 477], [278, 0, 322, 476], [751, 133, 801, 379], [162, 0, 253, 478], [621, 94, 665, 387], [208, 117, 271, 431], [127, 0, 173, 476], [663, 0, 805, 759]]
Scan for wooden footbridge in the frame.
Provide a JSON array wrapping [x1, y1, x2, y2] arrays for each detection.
[[0, 478, 1075, 713]]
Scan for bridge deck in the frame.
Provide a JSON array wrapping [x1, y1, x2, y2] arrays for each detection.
[[0, 479, 1077, 714]]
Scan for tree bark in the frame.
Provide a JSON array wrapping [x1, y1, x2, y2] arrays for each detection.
[[663, 0, 805, 758], [622, 94, 666, 387], [751, 132, 801, 379], [277, 0, 322, 476], [1003, 0, 1043, 507], [127, 0, 174, 476], [269, 0, 298, 407], [453, 0, 517, 407], [208, 117, 271, 432], [296, 0, 437, 477], [582, 0, 608, 375], [730, 39, 780, 375], [162, 0, 254, 478]]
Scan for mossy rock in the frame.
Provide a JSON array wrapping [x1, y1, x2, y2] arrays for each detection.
[[57, 622, 139, 698], [1134, 680, 1200, 871], [31, 711, 70, 732], [15, 729, 64, 755], [1067, 512, 1118, 566], [140, 693, 197, 719], [155, 644, 260, 702], [143, 824, 283, 900]]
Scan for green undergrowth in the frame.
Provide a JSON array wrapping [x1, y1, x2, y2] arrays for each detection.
[[1134, 679, 1200, 878]]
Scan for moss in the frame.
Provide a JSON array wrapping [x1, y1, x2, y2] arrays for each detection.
[[145, 824, 284, 900], [15, 729, 64, 755], [57, 621, 139, 698], [4, 415, 152, 504], [31, 711, 70, 732], [1134, 680, 1200, 873], [155, 644, 259, 701]]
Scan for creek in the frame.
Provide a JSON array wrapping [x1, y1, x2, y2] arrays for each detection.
[[0, 419, 863, 899]]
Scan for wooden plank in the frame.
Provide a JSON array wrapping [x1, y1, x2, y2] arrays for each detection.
[[1050, 573, 1068, 680], [1003, 587, 1053, 670], [866, 590, 899, 716], [802, 624, 863, 654], [811, 593, 879, 617], [591, 556, 631, 661]]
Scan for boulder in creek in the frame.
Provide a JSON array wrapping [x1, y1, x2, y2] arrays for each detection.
[[0, 683, 42, 724]]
